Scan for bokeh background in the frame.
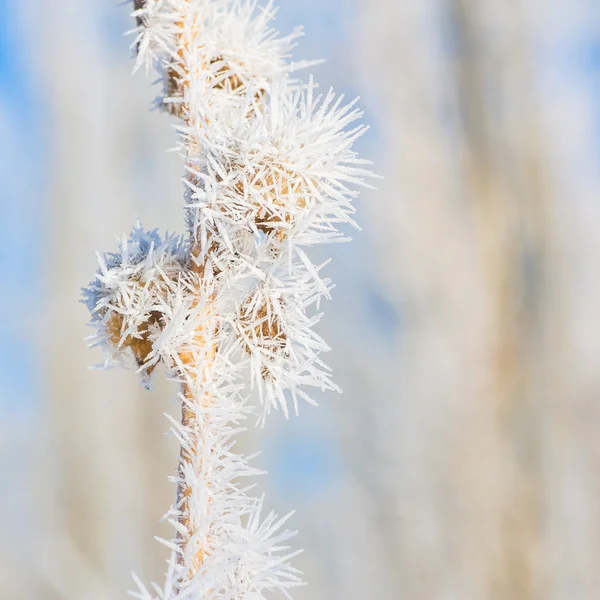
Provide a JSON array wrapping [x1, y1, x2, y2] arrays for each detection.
[[2, 1, 600, 598]]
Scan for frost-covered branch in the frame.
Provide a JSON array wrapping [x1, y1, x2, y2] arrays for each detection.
[[82, 1, 372, 597]]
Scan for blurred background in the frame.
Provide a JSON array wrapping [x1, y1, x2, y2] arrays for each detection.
[[1, 0, 600, 598]]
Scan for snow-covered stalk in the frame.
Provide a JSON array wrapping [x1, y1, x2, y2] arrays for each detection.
[[82, 0, 373, 597]]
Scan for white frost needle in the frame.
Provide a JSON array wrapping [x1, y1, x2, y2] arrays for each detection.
[[82, 0, 374, 598]]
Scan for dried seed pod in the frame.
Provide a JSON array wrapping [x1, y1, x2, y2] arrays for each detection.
[[230, 163, 310, 242], [106, 309, 163, 376], [239, 294, 287, 357], [210, 56, 245, 92], [82, 224, 188, 378]]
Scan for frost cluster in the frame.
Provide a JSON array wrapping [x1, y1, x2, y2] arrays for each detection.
[[83, 1, 373, 598]]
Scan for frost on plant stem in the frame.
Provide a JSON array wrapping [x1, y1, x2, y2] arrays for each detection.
[[131, 0, 317, 122], [83, 1, 373, 598]]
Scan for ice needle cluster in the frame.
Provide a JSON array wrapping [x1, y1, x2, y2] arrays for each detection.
[[83, 1, 373, 598]]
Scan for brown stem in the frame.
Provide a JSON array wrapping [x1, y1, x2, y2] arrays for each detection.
[[175, 306, 217, 583]]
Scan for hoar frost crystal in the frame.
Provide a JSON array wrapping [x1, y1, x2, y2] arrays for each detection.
[[83, 1, 373, 598]]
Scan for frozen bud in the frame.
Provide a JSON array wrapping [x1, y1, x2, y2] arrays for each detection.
[[186, 81, 373, 254], [238, 292, 287, 360], [132, 0, 310, 121], [231, 162, 307, 242], [82, 223, 188, 381]]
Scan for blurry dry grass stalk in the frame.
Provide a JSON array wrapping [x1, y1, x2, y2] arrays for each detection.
[[359, 1, 560, 598], [452, 2, 554, 597]]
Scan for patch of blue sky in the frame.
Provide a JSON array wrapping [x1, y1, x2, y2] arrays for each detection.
[[577, 38, 600, 159], [101, 2, 135, 61], [0, 0, 45, 417], [536, 22, 600, 178], [274, 0, 356, 52], [365, 288, 400, 344], [542, 35, 600, 92], [0, 2, 38, 118], [264, 420, 342, 500]]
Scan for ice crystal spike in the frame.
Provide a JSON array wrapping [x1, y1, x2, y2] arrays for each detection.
[[83, 1, 374, 597]]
